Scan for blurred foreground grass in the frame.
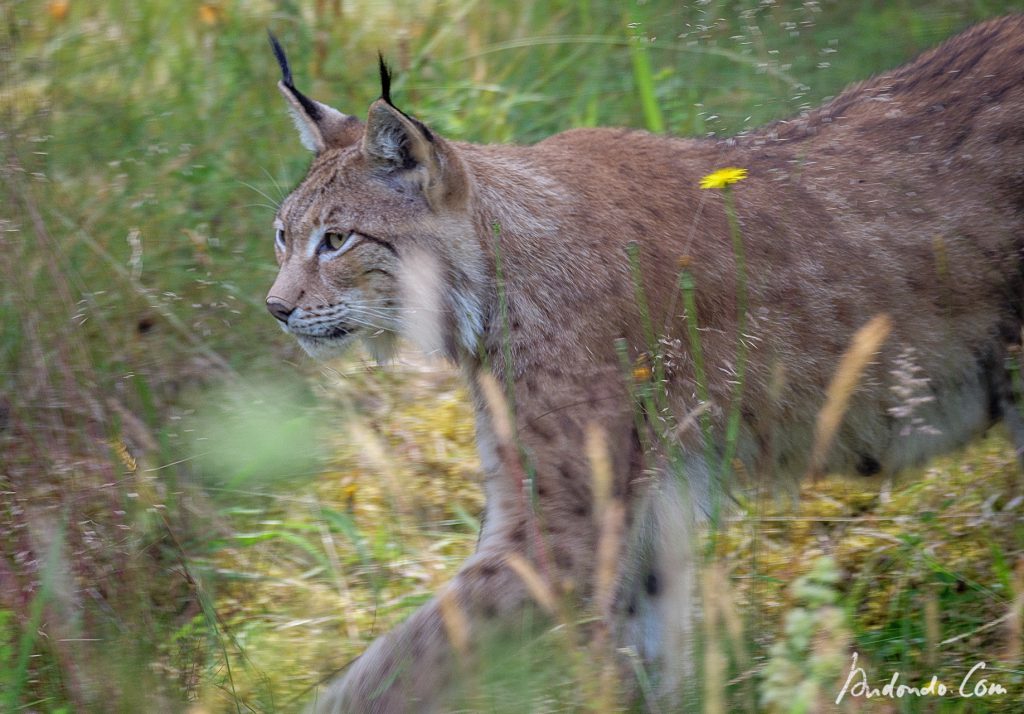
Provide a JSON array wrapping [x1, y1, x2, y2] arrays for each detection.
[[2, 1, 1023, 711]]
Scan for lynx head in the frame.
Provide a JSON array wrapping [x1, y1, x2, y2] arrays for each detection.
[[265, 36, 484, 362]]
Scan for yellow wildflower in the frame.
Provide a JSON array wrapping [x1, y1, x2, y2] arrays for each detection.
[[699, 167, 748, 190], [47, 1, 69, 21], [198, 4, 223, 25]]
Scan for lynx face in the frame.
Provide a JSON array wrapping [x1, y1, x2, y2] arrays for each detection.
[[268, 150, 419, 360], [269, 184, 392, 358], [266, 43, 480, 361]]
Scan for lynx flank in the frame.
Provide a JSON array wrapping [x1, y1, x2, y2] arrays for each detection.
[[265, 17, 1024, 712]]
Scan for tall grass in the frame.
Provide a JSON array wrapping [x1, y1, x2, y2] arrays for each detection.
[[3, 1, 1023, 711]]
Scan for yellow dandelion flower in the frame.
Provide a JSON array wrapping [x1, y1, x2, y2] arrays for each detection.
[[699, 167, 748, 190]]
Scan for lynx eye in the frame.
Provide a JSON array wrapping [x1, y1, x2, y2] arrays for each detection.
[[320, 231, 359, 255]]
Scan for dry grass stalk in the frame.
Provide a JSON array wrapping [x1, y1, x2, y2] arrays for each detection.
[[314, 511, 360, 642], [924, 590, 940, 669], [674, 400, 712, 439], [711, 566, 747, 669], [593, 501, 626, 711], [807, 313, 892, 480], [477, 371, 527, 493], [348, 420, 414, 518], [506, 553, 557, 616], [438, 585, 471, 661], [701, 565, 727, 714], [397, 248, 445, 357], [586, 423, 613, 520], [583, 424, 626, 710], [478, 372, 556, 579], [594, 502, 625, 619], [589, 422, 625, 616], [1006, 557, 1024, 663], [478, 372, 513, 444]]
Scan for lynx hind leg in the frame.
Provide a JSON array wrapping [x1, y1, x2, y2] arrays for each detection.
[[619, 459, 706, 706]]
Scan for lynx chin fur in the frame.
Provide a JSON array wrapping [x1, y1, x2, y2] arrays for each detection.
[[265, 16, 1024, 712]]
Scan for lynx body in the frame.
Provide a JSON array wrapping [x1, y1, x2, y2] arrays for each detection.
[[265, 16, 1024, 711]]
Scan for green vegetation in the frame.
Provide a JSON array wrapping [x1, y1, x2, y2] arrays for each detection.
[[2, 1, 1022, 711]]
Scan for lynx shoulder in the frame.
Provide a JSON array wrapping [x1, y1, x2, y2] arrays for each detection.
[[264, 16, 1024, 711]]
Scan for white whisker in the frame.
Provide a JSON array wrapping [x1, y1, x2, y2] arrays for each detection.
[[238, 180, 281, 211], [244, 202, 280, 213], [260, 166, 287, 202]]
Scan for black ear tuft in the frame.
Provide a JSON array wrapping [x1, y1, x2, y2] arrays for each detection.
[[373, 54, 434, 144], [268, 32, 293, 86], [269, 31, 322, 121], [378, 52, 394, 106]]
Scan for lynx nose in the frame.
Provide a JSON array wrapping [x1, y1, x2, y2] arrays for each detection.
[[266, 297, 295, 324]]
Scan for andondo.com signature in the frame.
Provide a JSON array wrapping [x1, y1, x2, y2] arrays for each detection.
[[836, 652, 1009, 703]]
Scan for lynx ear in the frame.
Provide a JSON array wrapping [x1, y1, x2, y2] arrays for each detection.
[[269, 33, 362, 153], [363, 57, 468, 207], [362, 57, 437, 171], [363, 99, 436, 170]]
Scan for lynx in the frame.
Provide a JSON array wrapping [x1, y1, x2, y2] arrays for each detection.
[[265, 16, 1024, 712]]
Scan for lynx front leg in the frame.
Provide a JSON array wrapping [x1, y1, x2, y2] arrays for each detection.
[[316, 370, 639, 712]]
